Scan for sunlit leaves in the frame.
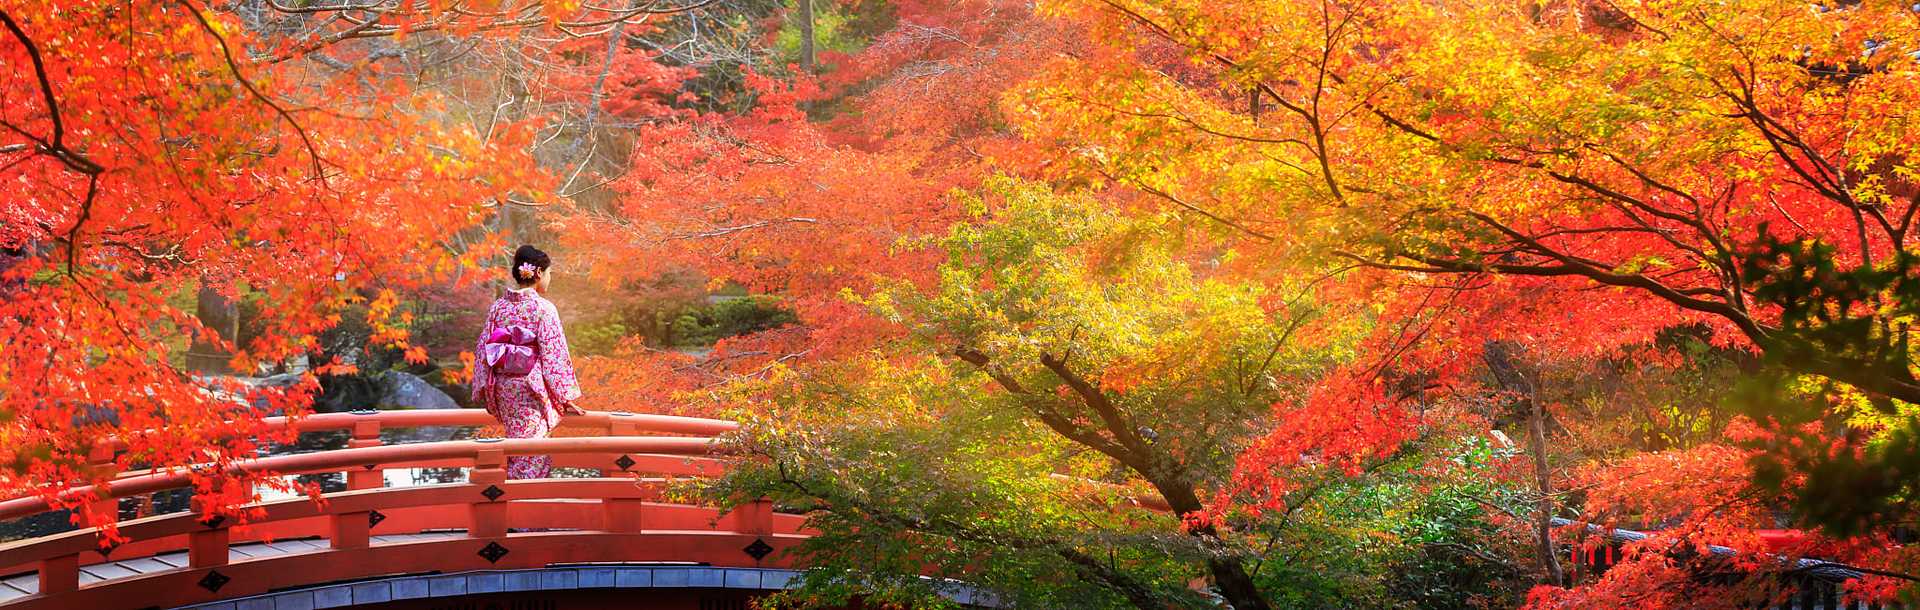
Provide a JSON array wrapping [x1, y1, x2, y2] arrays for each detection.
[[0, 2, 551, 532]]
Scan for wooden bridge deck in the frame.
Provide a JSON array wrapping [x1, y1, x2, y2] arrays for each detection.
[[0, 532, 470, 601]]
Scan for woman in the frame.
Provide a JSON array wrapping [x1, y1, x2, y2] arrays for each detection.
[[471, 245, 584, 479]]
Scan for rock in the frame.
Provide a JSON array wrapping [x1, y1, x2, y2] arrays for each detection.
[[438, 381, 474, 409], [312, 374, 380, 413], [411, 365, 474, 409], [375, 371, 467, 443], [248, 373, 308, 389], [184, 373, 313, 416], [378, 371, 461, 411]]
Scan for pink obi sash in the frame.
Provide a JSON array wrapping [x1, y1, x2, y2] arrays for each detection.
[[479, 326, 538, 377]]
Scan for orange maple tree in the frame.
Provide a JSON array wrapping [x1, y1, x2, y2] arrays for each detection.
[[0, 1, 600, 536], [546, 0, 1074, 397]]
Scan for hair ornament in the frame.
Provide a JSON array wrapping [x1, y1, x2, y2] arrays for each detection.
[[516, 262, 539, 280]]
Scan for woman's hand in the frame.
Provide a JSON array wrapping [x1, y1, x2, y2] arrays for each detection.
[[560, 401, 587, 416], [478, 387, 500, 419]]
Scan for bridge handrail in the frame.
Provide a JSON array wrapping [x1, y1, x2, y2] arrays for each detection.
[[0, 436, 722, 521], [100, 410, 739, 453], [78, 410, 735, 485], [254, 409, 736, 436], [0, 477, 781, 570], [1550, 517, 1885, 585]]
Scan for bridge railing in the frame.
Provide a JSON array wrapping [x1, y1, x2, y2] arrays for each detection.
[[232, 409, 736, 439], [97, 409, 736, 474], [1553, 518, 1903, 610], [0, 429, 806, 610], [47, 410, 734, 527], [0, 411, 790, 609], [0, 436, 725, 522]]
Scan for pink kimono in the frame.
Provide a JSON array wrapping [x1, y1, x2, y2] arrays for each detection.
[[471, 288, 581, 479]]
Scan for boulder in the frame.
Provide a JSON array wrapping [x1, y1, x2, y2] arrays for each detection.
[[377, 371, 465, 443], [378, 371, 460, 411], [249, 372, 307, 390], [312, 374, 380, 413]]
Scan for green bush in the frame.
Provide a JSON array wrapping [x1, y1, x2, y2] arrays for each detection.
[[669, 295, 796, 347], [569, 318, 635, 355]]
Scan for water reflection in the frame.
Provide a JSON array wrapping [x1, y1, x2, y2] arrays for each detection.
[[264, 424, 477, 500]]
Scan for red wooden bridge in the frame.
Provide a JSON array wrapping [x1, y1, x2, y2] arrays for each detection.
[[0, 410, 947, 610]]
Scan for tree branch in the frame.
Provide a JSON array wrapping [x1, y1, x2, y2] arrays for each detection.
[[1039, 351, 1151, 458], [953, 346, 1135, 461], [178, 0, 328, 185], [0, 10, 104, 176]]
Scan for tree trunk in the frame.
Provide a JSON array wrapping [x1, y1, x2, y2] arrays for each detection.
[[797, 0, 816, 72], [188, 282, 238, 374], [957, 348, 1273, 609], [1207, 557, 1272, 610], [1152, 477, 1273, 610], [1526, 388, 1565, 586], [1484, 341, 1564, 587], [0, 245, 26, 297]]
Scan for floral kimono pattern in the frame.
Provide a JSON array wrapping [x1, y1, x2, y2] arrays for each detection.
[[471, 289, 581, 479]]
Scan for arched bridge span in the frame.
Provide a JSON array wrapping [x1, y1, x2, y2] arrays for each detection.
[[0, 411, 930, 610]]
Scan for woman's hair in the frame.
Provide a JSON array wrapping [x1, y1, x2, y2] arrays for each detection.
[[511, 245, 551, 286]]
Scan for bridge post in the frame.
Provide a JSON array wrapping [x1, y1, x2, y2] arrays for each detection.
[[189, 528, 229, 568], [84, 441, 117, 528], [599, 415, 640, 477], [469, 447, 508, 538], [608, 414, 639, 437], [602, 498, 646, 533], [36, 554, 78, 595], [743, 497, 773, 537], [347, 419, 383, 490], [188, 497, 230, 568], [331, 511, 371, 550]]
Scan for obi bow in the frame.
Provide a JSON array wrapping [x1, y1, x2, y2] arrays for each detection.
[[479, 326, 539, 377]]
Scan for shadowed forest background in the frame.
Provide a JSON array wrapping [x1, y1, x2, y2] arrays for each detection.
[[3, 1, 1920, 608]]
